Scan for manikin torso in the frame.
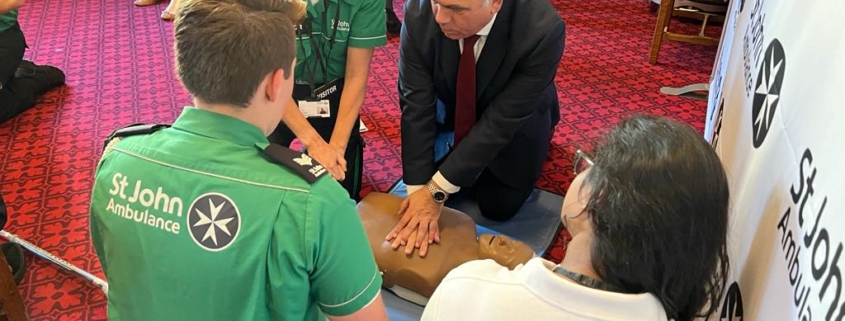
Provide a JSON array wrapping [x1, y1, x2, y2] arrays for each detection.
[[357, 193, 534, 300]]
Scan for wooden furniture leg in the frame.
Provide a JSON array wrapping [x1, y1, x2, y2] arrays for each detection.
[[650, 0, 677, 64], [0, 251, 27, 321]]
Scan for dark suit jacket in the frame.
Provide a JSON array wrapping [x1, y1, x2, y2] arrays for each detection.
[[399, 0, 565, 189]]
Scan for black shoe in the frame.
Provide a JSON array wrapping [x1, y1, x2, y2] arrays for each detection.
[[14, 61, 65, 96], [0, 243, 26, 285]]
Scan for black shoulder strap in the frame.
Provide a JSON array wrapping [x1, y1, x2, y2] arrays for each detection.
[[263, 143, 327, 184], [103, 123, 171, 152]]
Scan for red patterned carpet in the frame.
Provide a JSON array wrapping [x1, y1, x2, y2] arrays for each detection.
[[0, 0, 718, 319]]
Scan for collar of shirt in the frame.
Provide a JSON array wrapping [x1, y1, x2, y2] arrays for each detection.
[[459, 13, 498, 58], [306, 0, 338, 17], [515, 258, 667, 319], [477, 12, 498, 37], [171, 107, 269, 147]]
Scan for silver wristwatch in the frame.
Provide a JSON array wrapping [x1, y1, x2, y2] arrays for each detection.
[[426, 183, 449, 203]]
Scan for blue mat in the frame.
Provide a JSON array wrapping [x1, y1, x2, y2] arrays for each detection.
[[383, 289, 425, 321], [387, 180, 563, 257]]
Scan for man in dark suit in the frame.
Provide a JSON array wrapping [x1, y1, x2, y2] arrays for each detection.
[[387, 0, 565, 257]]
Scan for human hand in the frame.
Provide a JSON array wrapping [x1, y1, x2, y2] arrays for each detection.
[[329, 141, 348, 163], [306, 141, 347, 181], [385, 187, 443, 257]]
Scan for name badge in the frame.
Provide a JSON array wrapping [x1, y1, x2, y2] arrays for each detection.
[[298, 99, 331, 118], [312, 78, 340, 100]]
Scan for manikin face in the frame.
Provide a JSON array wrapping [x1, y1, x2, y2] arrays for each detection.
[[478, 234, 534, 269], [430, 0, 502, 40], [561, 168, 592, 235]]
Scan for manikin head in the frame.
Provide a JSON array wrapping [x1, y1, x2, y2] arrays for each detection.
[[477, 234, 533, 270], [174, 0, 305, 135], [357, 193, 533, 298], [560, 115, 730, 321], [431, 0, 503, 39]]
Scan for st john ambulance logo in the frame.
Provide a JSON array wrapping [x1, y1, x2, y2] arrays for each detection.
[[294, 154, 313, 166], [187, 193, 241, 251], [719, 282, 743, 321], [751, 38, 785, 149]]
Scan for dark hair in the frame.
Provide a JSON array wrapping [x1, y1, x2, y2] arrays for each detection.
[[584, 114, 730, 321], [174, 0, 305, 107]]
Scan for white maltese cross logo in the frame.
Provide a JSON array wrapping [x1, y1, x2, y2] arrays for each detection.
[[293, 154, 313, 166]]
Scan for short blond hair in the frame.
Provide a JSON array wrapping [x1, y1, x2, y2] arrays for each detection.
[[174, 0, 306, 107]]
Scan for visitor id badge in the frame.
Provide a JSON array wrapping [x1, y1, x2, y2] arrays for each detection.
[[298, 99, 331, 118]]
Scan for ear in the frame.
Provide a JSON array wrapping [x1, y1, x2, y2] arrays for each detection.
[[490, 0, 503, 12], [264, 69, 287, 103]]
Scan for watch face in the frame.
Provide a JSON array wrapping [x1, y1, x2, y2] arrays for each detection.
[[433, 191, 447, 202]]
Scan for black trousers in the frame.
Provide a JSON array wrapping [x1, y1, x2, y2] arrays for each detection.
[[457, 169, 533, 221], [268, 80, 365, 201], [0, 190, 7, 232], [0, 24, 34, 124], [427, 165, 531, 222]]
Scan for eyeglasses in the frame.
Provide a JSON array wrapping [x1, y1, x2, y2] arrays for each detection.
[[573, 149, 594, 175]]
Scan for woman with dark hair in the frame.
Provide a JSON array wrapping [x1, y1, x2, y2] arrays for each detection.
[[421, 114, 730, 321]]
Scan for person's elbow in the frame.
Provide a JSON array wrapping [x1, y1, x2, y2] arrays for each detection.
[[0, 0, 24, 12], [326, 293, 390, 321]]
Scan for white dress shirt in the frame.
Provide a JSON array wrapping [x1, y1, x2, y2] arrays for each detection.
[[421, 258, 668, 321], [407, 13, 499, 196]]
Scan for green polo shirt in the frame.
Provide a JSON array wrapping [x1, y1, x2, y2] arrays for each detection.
[[0, 10, 18, 32], [90, 107, 382, 321], [296, 0, 386, 84]]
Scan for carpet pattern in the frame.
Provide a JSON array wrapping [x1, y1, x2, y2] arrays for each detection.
[[0, 0, 717, 319]]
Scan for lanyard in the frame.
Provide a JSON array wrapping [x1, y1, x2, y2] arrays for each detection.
[[552, 265, 632, 294], [297, 0, 341, 96]]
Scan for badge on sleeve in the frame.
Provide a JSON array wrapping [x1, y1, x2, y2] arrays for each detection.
[[263, 144, 327, 184], [103, 123, 170, 154]]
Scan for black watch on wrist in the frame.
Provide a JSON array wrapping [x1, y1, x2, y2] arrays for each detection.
[[426, 183, 449, 203]]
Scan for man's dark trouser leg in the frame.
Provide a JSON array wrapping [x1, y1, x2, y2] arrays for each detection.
[[473, 169, 534, 222], [0, 190, 7, 232], [385, 0, 401, 34], [0, 24, 30, 124]]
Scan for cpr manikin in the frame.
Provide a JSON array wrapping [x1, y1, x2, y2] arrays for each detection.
[[357, 193, 534, 305]]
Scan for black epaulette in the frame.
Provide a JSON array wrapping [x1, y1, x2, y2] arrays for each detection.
[[103, 123, 171, 153], [263, 143, 327, 184]]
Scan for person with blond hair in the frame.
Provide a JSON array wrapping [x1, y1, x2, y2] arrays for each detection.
[[267, 0, 387, 202]]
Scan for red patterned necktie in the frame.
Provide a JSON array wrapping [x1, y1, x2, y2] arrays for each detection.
[[454, 35, 480, 146]]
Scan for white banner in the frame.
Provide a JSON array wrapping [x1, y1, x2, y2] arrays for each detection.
[[707, 0, 845, 320]]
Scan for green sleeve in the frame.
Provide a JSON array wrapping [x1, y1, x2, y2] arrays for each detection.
[[348, 0, 387, 48], [89, 150, 115, 275], [307, 180, 383, 316]]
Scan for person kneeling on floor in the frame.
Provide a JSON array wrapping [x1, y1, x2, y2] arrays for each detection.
[[0, 0, 65, 124]]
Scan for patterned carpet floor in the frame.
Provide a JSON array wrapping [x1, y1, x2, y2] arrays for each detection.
[[0, 0, 718, 319]]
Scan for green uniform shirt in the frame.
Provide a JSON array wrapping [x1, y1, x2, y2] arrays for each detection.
[[295, 0, 386, 84], [0, 10, 18, 32], [90, 107, 382, 321]]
